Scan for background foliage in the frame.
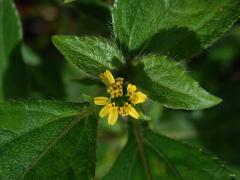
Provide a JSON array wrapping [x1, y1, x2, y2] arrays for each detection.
[[0, 0, 240, 179]]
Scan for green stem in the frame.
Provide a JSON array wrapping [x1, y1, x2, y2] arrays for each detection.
[[132, 120, 152, 180]]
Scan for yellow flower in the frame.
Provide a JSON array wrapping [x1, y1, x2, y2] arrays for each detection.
[[94, 70, 147, 126]]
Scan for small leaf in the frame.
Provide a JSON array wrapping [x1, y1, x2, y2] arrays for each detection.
[[131, 55, 221, 110], [104, 126, 234, 179], [0, 0, 22, 100], [52, 35, 125, 78], [113, 0, 240, 58], [0, 101, 97, 179]]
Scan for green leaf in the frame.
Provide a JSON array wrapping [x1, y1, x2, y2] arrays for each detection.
[[113, 0, 240, 59], [0, 101, 97, 179], [104, 125, 235, 179], [52, 35, 125, 78], [0, 0, 22, 100], [131, 55, 221, 110], [21, 43, 41, 66]]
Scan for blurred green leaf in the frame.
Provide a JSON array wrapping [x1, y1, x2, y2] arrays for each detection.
[[0, 0, 22, 100], [131, 55, 221, 110], [2, 50, 30, 99], [82, 93, 94, 104], [52, 35, 125, 78], [113, 0, 240, 59], [63, 64, 102, 102], [58, 0, 99, 4], [207, 25, 240, 67], [64, 0, 75, 3], [21, 44, 41, 66], [0, 101, 97, 179], [104, 126, 234, 179]]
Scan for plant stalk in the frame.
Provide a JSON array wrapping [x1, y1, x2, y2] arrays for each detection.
[[133, 120, 152, 180]]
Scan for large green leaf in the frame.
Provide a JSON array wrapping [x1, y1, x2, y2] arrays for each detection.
[[104, 125, 235, 179], [0, 0, 22, 100], [130, 55, 221, 110], [113, 0, 240, 59], [0, 101, 97, 179], [52, 35, 125, 78]]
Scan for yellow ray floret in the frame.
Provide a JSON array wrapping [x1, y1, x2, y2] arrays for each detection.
[[99, 103, 113, 118], [94, 70, 148, 126], [128, 105, 139, 119], [94, 97, 109, 105], [99, 70, 115, 86], [130, 91, 148, 105], [108, 107, 118, 125]]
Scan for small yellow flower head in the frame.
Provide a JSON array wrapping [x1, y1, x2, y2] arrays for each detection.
[[94, 70, 148, 126]]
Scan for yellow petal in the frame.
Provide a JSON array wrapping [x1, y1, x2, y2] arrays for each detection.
[[105, 70, 115, 84], [128, 105, 139, 119], [134, 92, 147, 104], [99, 104, 112, 118], [99, 70, 115, 86], [94, 97, 109, 105], [108, 107, 118, 125]]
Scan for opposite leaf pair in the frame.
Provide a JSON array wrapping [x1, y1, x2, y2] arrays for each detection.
[[52, 35, 222, 111]]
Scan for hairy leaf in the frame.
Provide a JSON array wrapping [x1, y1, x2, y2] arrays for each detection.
[[104, 126, 235, 179], [113, 0, 240, 59], [130, 55, 221, 110], [0, 0, 22, 100], [52, 35, 125, 78], [0, 101, 97, 179]]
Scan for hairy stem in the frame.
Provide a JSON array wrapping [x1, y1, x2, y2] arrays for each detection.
[[133, 121, 152, 180]]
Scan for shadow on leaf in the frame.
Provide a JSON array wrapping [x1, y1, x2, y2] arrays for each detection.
[[122, 27, 203, 61]]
